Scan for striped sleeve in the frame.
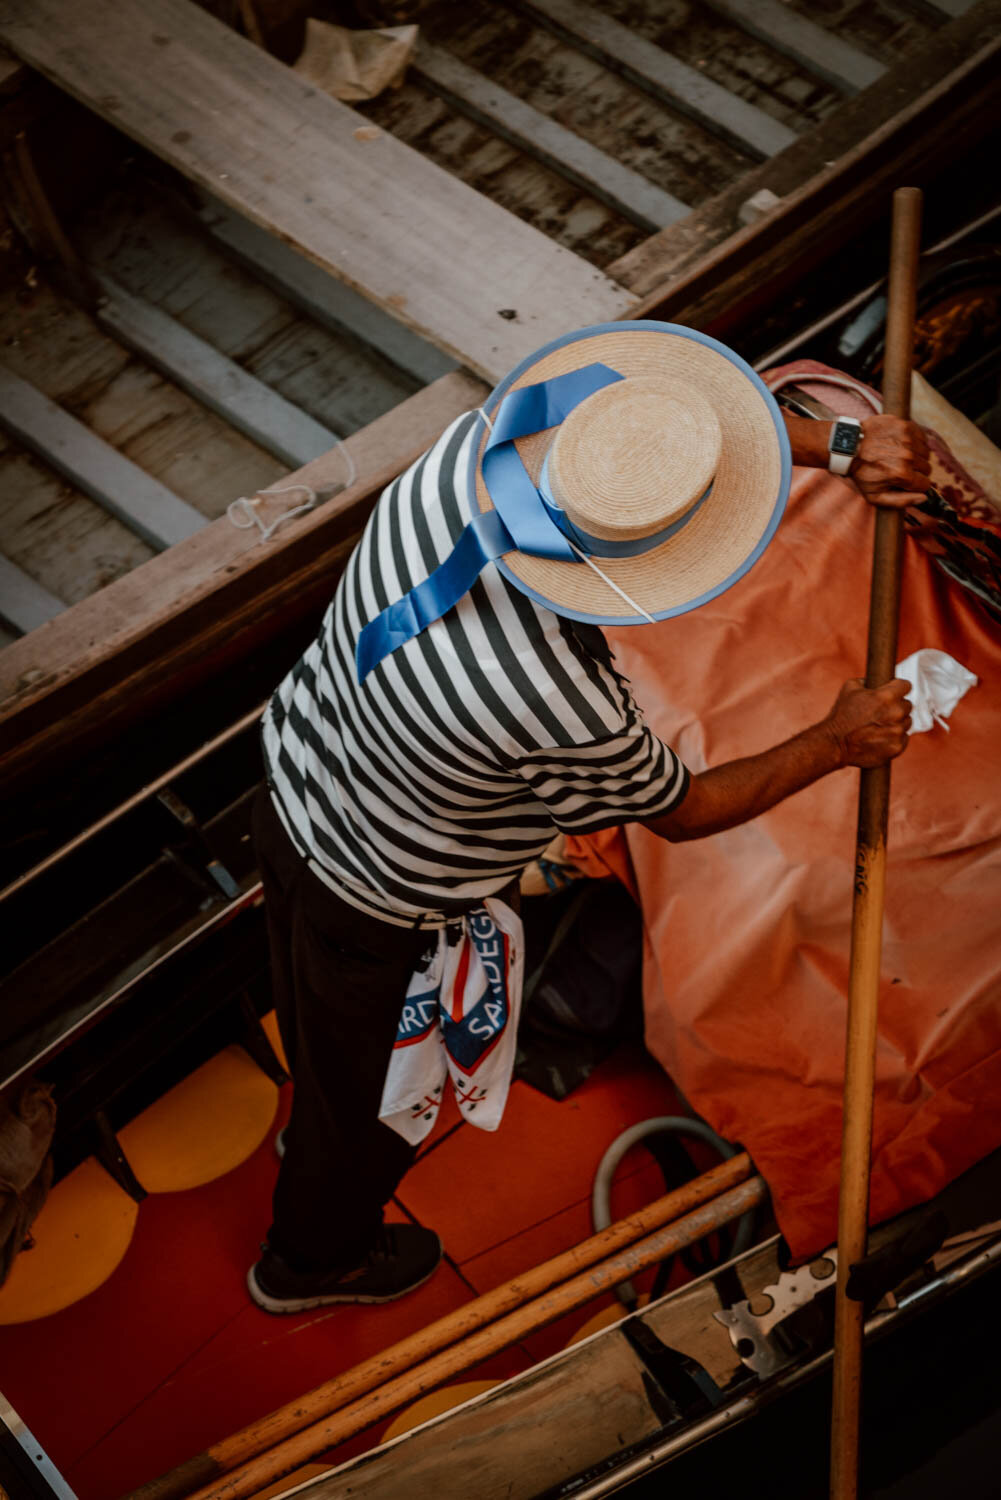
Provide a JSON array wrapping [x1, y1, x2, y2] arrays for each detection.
[[512, 680, 690, 833]]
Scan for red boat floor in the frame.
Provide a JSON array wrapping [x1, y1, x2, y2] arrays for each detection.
[[0, 1017, 694, 1500]]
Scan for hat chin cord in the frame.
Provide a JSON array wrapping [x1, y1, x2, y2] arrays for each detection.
[[563, 538, 657, 624]]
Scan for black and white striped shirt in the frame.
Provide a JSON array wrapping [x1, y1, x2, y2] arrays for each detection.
[[262, 412, 689, 925]]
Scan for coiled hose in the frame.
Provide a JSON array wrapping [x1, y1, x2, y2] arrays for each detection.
[[592, 1116, 758, 1307]]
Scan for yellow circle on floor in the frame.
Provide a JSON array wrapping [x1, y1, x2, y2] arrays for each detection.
[[0, 1158, 138, 1324], [118, 1044, 279, 1193], [380, 1380, 501, 1443]]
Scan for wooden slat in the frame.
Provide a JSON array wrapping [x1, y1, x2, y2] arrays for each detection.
[[94, 275, 342, 466], [192, 195, 457, 388], [623, 30, 1001, 340], [702, 0, 884, 95], [0, 370, 488, 780], [0, 0, 636, 386], [608, 0, 1001, 302], [412, 40, 689, 232], [0, 556, 65, 635], [509, 0, 797, 159], [0, 366, 206, 551]]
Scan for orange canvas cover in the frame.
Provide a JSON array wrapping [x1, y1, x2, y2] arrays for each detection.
[[567, 379, 1001, 1257]]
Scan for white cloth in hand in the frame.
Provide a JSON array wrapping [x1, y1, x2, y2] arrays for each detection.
[[895, 648, 977, 733]]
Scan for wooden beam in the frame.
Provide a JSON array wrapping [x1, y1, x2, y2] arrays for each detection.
[[0, 557, 64, 636], [0, 370, 488, 786], [94, 274, 343, 466], [412, 41, 689, 233], [701, 0, 884, 95], [0, 0, 636, 386], [608, 0, 1001, 303], [0, 365, 206, 550], [508, 0, 797, 160]]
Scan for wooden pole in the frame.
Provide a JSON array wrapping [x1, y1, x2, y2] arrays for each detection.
[[131, 1152, 756, 1500], [829, 186, 923, 1500], [180, 1177, 768, 1500]]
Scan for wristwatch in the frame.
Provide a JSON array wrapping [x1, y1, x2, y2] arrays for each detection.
[[828, 417, 863, 476]]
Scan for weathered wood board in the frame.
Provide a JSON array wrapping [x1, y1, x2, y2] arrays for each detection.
[[511, 0, 797, 158], [277, 1235, 791, 1500], [0, 371, 488, 775], [0, 366, 206, 550], [412, 38, 689, 231], [0, 441, 155, 608], [0, 0, 636, 384], [76, 179, 428, 426], [702, 0, 885, 95], [609, 0, 1001, 303], [95, 276, 342, 465]]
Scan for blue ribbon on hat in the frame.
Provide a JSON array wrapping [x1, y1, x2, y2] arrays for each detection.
[[356, 361, 706, 683]]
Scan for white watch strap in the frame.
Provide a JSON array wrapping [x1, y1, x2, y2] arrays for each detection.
[[828, 418, 862, 476]]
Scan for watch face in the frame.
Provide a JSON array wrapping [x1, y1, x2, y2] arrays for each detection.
[[831, 421, 861, 456]]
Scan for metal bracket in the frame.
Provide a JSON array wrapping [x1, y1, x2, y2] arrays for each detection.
[[713, 1252, 838, 1379]]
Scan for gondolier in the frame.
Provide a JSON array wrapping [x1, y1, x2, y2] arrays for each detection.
[[249, 321, 929, 1315]]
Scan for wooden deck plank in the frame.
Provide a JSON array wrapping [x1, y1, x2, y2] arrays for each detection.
[[0, 266, 285, 519], [0, 442, 156, 606], [76, 182, 426, 431], [412, 40, 689, 232], [0, 366, 206, 551], [95, 275, 343, 465], [507, 0, 798, 159], [191, 196, 456, 388], [703, 0, 885, 94], [0, 0, 636, 385], [0, 556, 65, 636]]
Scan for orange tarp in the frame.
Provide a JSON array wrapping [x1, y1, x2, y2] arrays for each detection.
[[567, 411, 1001, 1257]]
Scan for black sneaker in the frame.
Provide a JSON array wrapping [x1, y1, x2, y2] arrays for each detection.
[[247, 1224, 443, 1313]]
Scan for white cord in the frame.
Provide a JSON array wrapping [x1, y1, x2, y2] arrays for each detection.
[[566, 539, 657, 624], [227, 443, 357, 543], [477, 406, 495, 434]]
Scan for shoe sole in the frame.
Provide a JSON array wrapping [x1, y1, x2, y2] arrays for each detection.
[[246, 1259, 441, 1314]]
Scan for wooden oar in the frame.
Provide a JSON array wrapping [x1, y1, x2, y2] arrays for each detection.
[[180, 1176, 768, 1500], [829, 185, 923, 1500], [131, 1151, 756, 1500]]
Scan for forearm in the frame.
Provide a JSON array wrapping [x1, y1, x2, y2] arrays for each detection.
[[781, 408, 931, 506], [644, 722, 843, 843], [782, 410, 833, 469]]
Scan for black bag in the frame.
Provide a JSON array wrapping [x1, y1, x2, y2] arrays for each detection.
[[515, 879, 644, 1100]]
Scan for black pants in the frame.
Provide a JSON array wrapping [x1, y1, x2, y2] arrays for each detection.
[[252, 785, 432, 1272]]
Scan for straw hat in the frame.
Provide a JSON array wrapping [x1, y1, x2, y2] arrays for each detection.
[[470, 320, 791, 624]]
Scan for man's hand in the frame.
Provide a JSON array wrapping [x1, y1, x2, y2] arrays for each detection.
[[849, 416, 930, 508], [782, 411, 931, 508], [819, 677, 912, 768], [642, 677, 913, 844]]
